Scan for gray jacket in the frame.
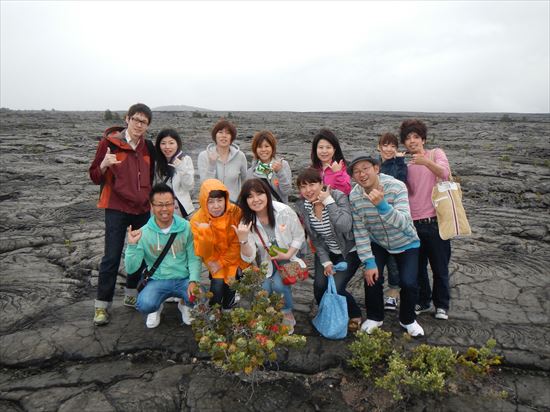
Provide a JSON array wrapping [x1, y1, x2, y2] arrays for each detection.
[[295, 189, 356, 265]]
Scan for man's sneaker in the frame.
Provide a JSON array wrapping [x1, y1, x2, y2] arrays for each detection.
[[400, 320, 425, 337], [123, 295, 137, 308], [93, 308, 109, 326], [435, 308, 449, 320], [384, 296, 398, 311], [360, 319, 383, 334], [164, 297, 179, 303], [178, 302, 193, 325], [414, 303, 432, 315], [146, 304, 163, 328]]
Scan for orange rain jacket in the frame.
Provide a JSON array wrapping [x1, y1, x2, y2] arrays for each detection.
[[190, 179, 248, 283]]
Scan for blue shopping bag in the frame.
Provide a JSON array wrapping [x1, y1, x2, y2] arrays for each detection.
[[312, 276, 349, 339]]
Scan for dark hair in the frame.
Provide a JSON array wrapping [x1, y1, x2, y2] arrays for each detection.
[[208, 190, 227, 200], [211, 119, 237, 143], [399, 119, 427, 144], [237, 178, 276, 230], [251, 130, 277, 159], [149, 183, 175, 202], [310, 128, 346, 168], [155, 128, 182, 179], [378, 132, 399, 147], [127, 103, 152, 125], [296, 167, 322, 187]]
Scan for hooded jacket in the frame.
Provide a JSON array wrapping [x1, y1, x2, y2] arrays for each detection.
[[190, 179, 248, 282], [197, 143, 248, 202], [89, 126, 154, 215], [124, 214, 201, 282], [246, 158, 292, 204]]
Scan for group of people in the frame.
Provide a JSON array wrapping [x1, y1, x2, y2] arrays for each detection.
[[89, 103, 452, 338]]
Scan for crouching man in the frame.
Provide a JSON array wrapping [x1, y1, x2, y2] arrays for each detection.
[[348, 154, 424, 337], [125, 183, 201, 328]]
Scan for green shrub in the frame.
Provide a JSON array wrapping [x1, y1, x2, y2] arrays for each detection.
[[348, 328, 393, 377], [458, 339, 503, 375], [191, 264, 306, 375]]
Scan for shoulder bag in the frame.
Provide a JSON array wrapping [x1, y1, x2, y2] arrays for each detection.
[[136, 232, 178, 292], [429, 149, 472, 240]]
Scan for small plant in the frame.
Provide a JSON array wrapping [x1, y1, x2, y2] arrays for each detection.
[[348, 328, 392, 378], [499, 155, 511, 162], [458, 338, 503, 375], [104, 109, 113, 121], [191, 264, 306, 375]]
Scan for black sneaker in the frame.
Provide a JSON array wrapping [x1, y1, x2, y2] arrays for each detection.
[[384, 297, 398, 311], [414, 303, 432, 315]]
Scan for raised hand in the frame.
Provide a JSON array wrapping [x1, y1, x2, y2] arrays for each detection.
[[330, 159, 344, 172], [207, 148, 219, 164], [272, 158, 283, 173], [365, 187, 384, 206], [127, 225, 142, 244], [193, 221, 211, 230], [318, 184, 331, 203], [231, 221, 252, 243], [100, 147, 121, 170], [411, 152, 428, 166]]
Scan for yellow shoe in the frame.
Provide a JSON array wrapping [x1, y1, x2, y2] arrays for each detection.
[[93, 308, 109, 326]]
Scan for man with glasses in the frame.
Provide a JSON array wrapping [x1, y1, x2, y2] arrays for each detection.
[[125, 184, 200, 328], [347, 153, 424, 337], [89, 103, 156, 325]]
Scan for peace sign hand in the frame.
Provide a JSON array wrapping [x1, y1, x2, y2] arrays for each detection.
[[330, 160, 344, 172]]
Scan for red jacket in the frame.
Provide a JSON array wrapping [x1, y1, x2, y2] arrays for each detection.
[[89, 126, 154, 215]]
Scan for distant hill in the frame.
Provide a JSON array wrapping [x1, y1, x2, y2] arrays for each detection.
[[153, 104, 212, 112]]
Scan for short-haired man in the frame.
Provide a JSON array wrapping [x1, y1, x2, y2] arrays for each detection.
[[400, 119, 451, 320], [125, 184, 201, 328], [89, 103, 155, 325], [348, 154, 424, 337]]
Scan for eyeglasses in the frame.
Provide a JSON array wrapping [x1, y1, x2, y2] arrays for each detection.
[[152, 202, 175, 209], [130, 116, 149, 127], [352, 164, 374, 176]]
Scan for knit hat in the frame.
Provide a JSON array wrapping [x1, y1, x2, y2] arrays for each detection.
[[347, 153, 379, 176]]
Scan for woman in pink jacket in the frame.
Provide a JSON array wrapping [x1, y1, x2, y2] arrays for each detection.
[[310, 128, 352, 195]]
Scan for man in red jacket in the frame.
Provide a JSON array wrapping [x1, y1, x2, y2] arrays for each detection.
[[89, 103, 155, 325]]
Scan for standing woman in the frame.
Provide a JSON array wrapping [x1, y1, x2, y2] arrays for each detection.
[[246, 130, 292, 203], [310, 128, 352, 195], [155, 129, 195, 218], [295, 168, 362, 332], [197, 119, 247, 203], [235, 178, 306, 333]]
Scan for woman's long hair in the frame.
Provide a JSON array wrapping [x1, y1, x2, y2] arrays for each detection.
[[237, 178, 276, 231], [310, 128, 346, 169], [155, 128, 183, 179]]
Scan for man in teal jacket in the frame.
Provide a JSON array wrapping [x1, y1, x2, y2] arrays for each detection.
[[125, 183, 201, 328]]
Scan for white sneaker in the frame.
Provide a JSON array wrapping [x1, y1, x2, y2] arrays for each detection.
[[435, 308, 449, 320], [164, 297, 179, 303], [145, 304, 164, 329], [360, 319, 383, 334], [400, 320, 425, 337], [178, 301, 193, 325]]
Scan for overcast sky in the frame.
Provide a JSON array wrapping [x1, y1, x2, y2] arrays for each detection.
[[1, 1, 548, 113]]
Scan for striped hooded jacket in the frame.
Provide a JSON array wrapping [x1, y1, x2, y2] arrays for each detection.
[[349, 173, 420, 270]]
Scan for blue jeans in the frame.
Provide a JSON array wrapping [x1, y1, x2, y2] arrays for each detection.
[[262, 271, 293, 312], [313, 251, 362, 319], [365, 243, 419, 325], [136, 278, 192, 314], [385, 255, 400, 289], [209, 278, 236, 310], [414, 220, 451, 310], [96, 209, 149, 307]]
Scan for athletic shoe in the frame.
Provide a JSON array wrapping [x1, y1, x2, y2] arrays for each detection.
[[123, 295, 137, 308], [360, 319, 383, 334], [435, 308, 449, 320], [164, 297, 180, 303], [146, 304, 164, 329], [400, 320, 425, 337], [414, 303, 432, 315], [384, 296, 398, 311], [93, 308, 109, 326], [178, 302, 193, 325]]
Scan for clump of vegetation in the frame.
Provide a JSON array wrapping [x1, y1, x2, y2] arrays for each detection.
[[192, 111, 208, 118], [104, 109, 121, 121], [499, 155, 511, 162], [191, 264, 306, 376], [349, 331, 503, 401], [500, 114, 513, 122]]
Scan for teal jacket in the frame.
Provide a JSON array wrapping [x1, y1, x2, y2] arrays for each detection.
[[125, 214, 201, 282]]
